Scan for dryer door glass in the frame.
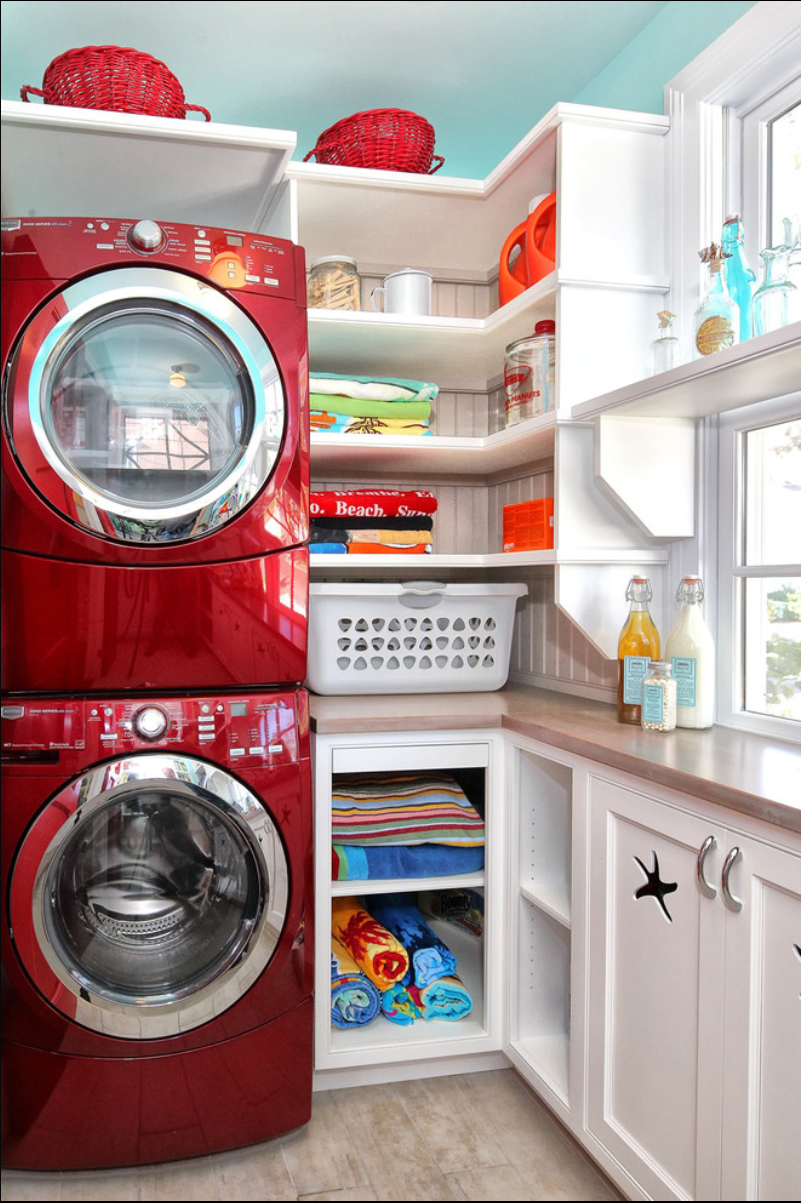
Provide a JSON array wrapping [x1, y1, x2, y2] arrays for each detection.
[[9, 267, 287, 543], [16, 755, 290, 1038]]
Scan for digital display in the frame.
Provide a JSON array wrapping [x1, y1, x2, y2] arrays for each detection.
[[230, 702, 248, 716], [226, 234, 244, 247]]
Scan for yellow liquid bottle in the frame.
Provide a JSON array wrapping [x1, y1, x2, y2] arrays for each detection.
[[617, 577, 661, 724]]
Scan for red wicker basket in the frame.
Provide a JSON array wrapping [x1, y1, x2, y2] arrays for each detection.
[[21, 45, 210, 121], [304, 109, 444, 174]]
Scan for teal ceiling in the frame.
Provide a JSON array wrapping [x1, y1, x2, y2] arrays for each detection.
[[0, 0, 756, 177]]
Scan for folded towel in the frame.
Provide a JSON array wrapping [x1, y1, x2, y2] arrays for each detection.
[[345, 542, 432, 555], [310, 413, 432, 436], [332, 843, 485, 881], [309, 542, 348, 554], [312, 515, 434, 532], [331, 896, 409, 990], [310, 372, 439, 404], [418, 974, 474, 1020], [310, 490, 438, 519], [330, 937, 381, 1028], [381, 981, 425, 1026], [309, 395, 431, 420], [368, 895, 457, 988], [309, 527, 433, 546], [332, 773, 485, 847]]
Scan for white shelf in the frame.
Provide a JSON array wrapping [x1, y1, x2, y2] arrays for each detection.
[[311, 413, 556, 479], [0, 99, 295, 233], [307, 274, 556, 389], [309, 547, 668, 572], [332, 872, 485, 898], [573, 322, 801, 420], [509, 1034, 570, 1102], [520, 881, 572, 929]]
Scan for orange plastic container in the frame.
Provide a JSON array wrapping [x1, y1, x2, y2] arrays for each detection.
[[498, 192, 557, 307], [502, 499, 554, 552]]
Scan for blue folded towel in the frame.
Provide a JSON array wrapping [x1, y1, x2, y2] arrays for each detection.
[[380, 982, 424, 1026], [332, 843, 485, 881], [330, 937, 381, 1028], [419, 975, 474, 1020], [368, 894, 457, 988], [310, 542, 348, 554]]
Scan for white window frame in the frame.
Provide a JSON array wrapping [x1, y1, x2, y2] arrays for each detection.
[[717, 393, 801, 741], [666, 1, 801, 740]]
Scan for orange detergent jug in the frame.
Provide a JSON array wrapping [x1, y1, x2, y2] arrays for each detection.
[[498, 192, 556, 306]]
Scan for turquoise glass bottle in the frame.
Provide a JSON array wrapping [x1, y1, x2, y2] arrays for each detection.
[[721, 215, 755, 343]]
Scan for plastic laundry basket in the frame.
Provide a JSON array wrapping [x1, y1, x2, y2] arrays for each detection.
[[307, 581, 527, 695]]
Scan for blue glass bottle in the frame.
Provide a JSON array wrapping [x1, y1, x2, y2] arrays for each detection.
[[721, 215, 755, 343]]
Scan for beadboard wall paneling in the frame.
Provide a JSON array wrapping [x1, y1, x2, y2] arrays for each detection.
[[356, 273, 492, 319], [432, 391, 491, 437]]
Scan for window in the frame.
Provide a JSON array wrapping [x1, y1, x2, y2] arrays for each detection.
[[668, 2, 801, 740], [718, 397, 801, 738]]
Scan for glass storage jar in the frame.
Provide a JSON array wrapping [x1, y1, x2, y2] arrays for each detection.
[[641, 661, 677, 732], [307, 255, 361, 310]]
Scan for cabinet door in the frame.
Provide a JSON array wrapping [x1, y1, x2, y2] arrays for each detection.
[[587, 774, 727, 1202], [720, 834, 801, 1202]]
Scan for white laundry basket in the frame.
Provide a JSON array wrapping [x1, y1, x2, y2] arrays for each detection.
[[307, 581, 527, 695]]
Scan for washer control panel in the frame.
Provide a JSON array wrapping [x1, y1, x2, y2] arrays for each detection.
[[0, 217, 300, 301], [1, 694, 302, 765]]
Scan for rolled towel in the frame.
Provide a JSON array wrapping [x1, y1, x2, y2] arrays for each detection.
[[368, 894, 457, 988], [380, 981, 424, 1026], [331, 896, 409, 990], [418, 975, 474, 1021], [330, 937, 381, 1029]]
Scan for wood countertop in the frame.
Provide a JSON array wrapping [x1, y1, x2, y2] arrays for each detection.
[[308, 685, 801, 836]]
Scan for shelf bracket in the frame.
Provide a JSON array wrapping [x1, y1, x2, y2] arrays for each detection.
[[595, 415, 696, 539]]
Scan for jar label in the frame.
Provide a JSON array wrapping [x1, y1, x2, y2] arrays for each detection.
[[696, 315, 735, 355], [671, 656, 697, 706], [623, 656, 650, 704], [642, 682, 665, 724]]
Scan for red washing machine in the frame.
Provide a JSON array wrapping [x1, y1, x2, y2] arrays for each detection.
[[0, 689, 313, 1170], [1, 217, 309, 696]]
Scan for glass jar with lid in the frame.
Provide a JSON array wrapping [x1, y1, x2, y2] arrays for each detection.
[[641, 661, 677, 732], [503, 319, 555, 427], [307, 256, 361, 311]]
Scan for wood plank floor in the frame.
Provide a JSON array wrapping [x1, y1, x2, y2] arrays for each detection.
[[1, 1069, 622, 1201]]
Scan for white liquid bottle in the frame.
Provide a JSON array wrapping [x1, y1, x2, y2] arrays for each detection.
[[665, 576, 716, 728]]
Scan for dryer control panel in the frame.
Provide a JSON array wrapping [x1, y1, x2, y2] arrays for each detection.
[[0, 216, 303, 301], [0, 692, 305, 766]]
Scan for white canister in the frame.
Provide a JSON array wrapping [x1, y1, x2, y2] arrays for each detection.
[[371, 268, 433, 316]]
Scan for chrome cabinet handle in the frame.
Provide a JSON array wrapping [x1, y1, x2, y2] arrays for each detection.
[[697, 835, 717, 898], [721, 846, 743, 912]]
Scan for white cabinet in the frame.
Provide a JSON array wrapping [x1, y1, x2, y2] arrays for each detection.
[[312, 729, 507, 1087], [586, 769, 801, 1202]]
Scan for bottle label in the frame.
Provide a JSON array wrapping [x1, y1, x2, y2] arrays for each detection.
[[623, 656, 650, 704], [671, 656, 697, 706], [642, 682, 665, 724], [696, 315, 735, 355]]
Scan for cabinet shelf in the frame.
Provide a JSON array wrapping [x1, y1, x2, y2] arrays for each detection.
[[309, 548, 668, 572], [307, 274, 556, 389], [520, 880, 572, 929], [310, 413, 556, 479], [0, 99, 295, 234], [332, 872, 485, 898], [573, 322, 801, 420]]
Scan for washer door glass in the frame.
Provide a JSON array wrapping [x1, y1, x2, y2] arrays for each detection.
[[19, 755, 289, 1038], [11, 268, 286, 544]]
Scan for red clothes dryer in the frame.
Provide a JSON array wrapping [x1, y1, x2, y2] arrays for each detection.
[[0, 689, 313, 1169], [1, 217, 309, 695]]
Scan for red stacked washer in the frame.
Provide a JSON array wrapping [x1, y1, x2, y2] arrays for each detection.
[[0, 217, 313, 1168]]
